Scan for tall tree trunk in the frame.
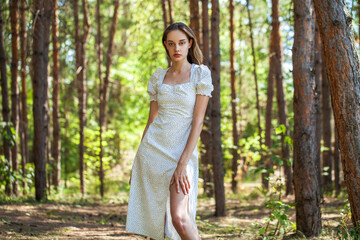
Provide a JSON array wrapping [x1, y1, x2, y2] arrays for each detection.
[[96, 0, 104, 199], [74, 0, 91, 196], [322, 66, 332, 192], [19, 0, 28, 195], [32, 0, 52, 201], [167, 0, 174, 25], [161, 0, 168, 29], [10, 0, 19, 196], [99, 0, 120, 198], [246, 0, 264, 186], [264, 0, 279, 190], [211, 0, 226, 217], [52, 0, 61, 190], [314, 21, 323, 197], [161, 0, 171, 67], [313, 0, 360, 229], [229, 0, 239, 193], [271, 0, 293, 195], [200, 0, 213, 197], [190, 0, 200, 43], [0, 1, 12, 196], [201, 0, 210, 65], [334, 128, 340, 197], [293, 0, 322, 236]]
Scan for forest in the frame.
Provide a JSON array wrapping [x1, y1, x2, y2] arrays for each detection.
[[0, 0, 360, 239]]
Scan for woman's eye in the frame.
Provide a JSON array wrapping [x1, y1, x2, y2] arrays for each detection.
[[180, 42, 185, 45]]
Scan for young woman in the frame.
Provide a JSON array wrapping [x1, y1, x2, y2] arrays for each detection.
[[126, 22, 213, 240]]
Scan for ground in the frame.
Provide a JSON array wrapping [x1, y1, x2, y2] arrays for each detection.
[[0, 191, 347, 240]]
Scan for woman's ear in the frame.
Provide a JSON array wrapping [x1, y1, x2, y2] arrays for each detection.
[[189, 39, 193, 48]]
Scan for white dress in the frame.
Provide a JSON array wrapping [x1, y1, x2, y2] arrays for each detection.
[[125, 63, 214, 240]]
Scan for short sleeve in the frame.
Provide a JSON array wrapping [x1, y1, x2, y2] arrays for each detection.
[[147, 67, 163, 101], [195, 64, 214, 97]]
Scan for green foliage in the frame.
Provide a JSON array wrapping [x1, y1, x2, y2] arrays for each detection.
[[255, 177, 296, 238], [336, 200, 360, 239]]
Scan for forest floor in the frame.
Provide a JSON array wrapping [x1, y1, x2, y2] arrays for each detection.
[[0, 185, 349, 240]]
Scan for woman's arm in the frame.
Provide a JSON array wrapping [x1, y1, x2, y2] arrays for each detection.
[[141, 101, 159, 142], [170, 94, 210, 194]]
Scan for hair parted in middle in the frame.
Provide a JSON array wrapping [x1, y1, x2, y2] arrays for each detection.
[[162, 22, 203, 65]]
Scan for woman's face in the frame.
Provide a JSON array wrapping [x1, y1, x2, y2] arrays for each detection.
[[164, 30, 193, 63]]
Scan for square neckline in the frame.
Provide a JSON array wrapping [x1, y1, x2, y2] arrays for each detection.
[[161, 63, 194, 87]]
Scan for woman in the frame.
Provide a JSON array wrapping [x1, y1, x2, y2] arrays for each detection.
[[126, 22, 213, 240]]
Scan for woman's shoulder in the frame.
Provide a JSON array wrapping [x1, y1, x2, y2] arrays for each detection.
[[193, 64, 211, 75], [149, 67, 165, 84]]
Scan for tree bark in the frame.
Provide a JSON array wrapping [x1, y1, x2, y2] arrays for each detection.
[[74, 0, 91, 196], [0, 0, 12, 196], [10, 0, 19, 196], [293, 0, 322, 236], [264, 0, 278, 190], [96, 0, 104, 199], [161, 0, 171, 67], [322, 65, 332, 192], [167, 0, 174, 25], [32, 0, 52, 201], [229, 0, 239, 193], [19, 0, 28, 195], [314, 21, 323, 196], [334, 128, 341, 197], [99, 0, 120, 198], [190, 0, 200, 44], [271, 0, 293, 196], [313, 0, 360, 229], [200, 0, 213, 197], [52, 0, 61, 190], [211, 0, 226, 217], [246, 0, 264, 186], [201, 0, 210, 65]]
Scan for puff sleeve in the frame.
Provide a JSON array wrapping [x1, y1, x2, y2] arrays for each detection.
[[147, 67, 163, 101], [195, 64, 214, 97]]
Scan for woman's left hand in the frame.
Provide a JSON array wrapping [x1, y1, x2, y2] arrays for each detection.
[[170, 166, 190, 195]]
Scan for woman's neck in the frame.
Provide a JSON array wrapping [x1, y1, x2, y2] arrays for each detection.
[[170, 61, 192, 73]]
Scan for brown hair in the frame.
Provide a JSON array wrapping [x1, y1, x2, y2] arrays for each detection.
[[162, 22, 203, 65]]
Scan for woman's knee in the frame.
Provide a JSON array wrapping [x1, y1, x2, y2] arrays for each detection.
[[172, 212, 187, 234]]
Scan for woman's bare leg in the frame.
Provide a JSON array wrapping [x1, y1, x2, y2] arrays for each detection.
[[170, 183, 200, 240]]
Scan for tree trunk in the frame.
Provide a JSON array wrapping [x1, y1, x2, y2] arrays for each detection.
[[161, 0, 168, 29], [74, 0, 91, 196], [99, 0, 120, 198], [314, 21, 323, 197], [264, 0, 279, 190], [322, 66, 332, 192], [313, 0, 360, 229], [19, 0, 28, 195], [0, 1, 12, 196], [10, 0, 19, 196], [161, 0, 171, 67], [201, 0, 210, 65], [96, 0, 104, 199], [334, 128, 341, 197], [32, 0, 52, 201], [200, 0, 213, 197], [246, 0, 264, 186], [229, 0, 239, 193], [167, 0, 174, 25], [211, 0, 226, 217], [271, 0, 293, 196], [293, 0, 322, 236], [190, 0, 200, 44], [52, 0, 61, 190]]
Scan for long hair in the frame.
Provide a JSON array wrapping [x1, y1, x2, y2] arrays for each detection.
[[162, 22, 203, 65]]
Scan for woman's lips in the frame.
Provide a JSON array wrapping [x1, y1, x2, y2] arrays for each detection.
[[174, 54, 181, 58]]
